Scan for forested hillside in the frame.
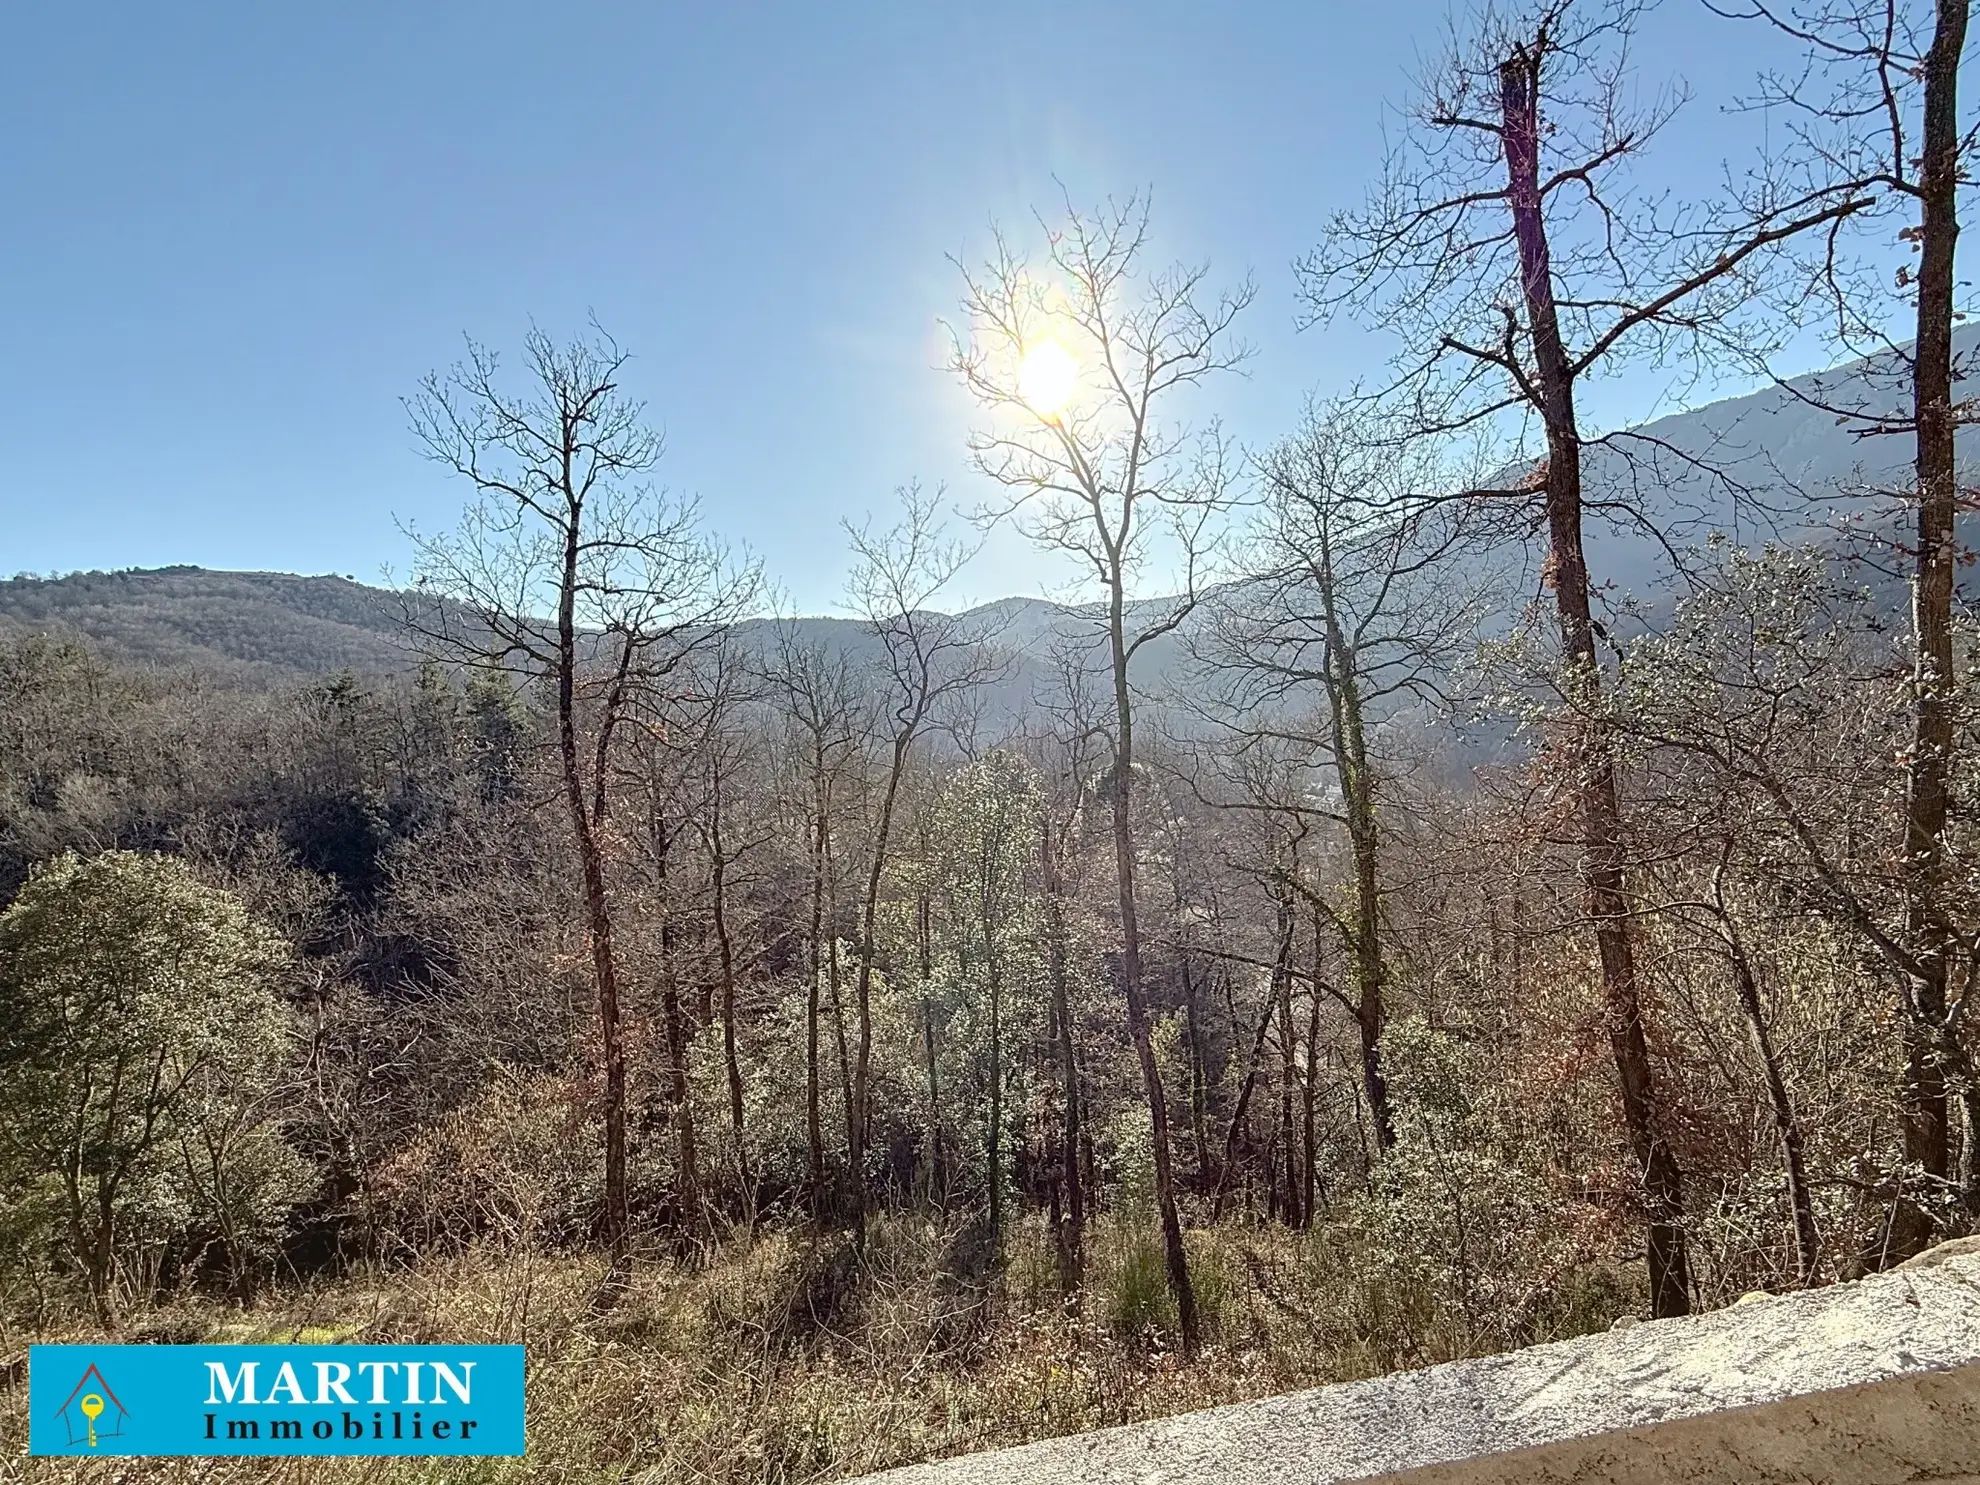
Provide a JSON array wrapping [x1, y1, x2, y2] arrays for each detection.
[[5, 3, 1980, 1481], [0, 567, 414, 677]]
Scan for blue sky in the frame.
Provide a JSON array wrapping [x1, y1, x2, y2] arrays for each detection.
[[2, 2, 1825, 611]]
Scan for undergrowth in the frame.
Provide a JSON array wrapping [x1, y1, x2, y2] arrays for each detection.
[[0, 1212, 1637, 1484]]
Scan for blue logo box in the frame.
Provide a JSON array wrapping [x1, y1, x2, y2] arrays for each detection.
[[28, 1344, 525, 1457]]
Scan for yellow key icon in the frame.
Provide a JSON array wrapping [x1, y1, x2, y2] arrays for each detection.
[[79, 1393, 104, 1448]]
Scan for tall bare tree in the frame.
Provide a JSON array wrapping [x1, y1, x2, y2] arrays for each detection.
[[405, 325, 752, 1277], [952, 195, 1251, 1352], [1616, 542, 1971, 1274], [842, 484, 1001, 1238], [1300, 0, 1868, 1316], [1718, 0, 1974, 1260], [1200, 402, 1490, 1156], [766, 624, 865, 1213], [691, 638, 772, 1219]]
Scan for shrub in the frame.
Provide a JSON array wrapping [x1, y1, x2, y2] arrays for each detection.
[[0, 850, 304, 1317]]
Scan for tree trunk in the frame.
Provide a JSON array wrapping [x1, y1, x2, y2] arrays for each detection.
[[1894, 0, 1969, 1263], [1304, 913, 1323, 1227], [917, 888, 946, 1208], [708, 778, 751, 1216], [1181, 954, 1214, 1191], [852, 733, 913, 1236], [1317, 538, 1397, 1155], [1107, 579, 1198, 1353], [828, 935, 855, 1183], [555, 529, 630, 1271], [1211, 906, 1293, 1222], [1724, 927, 1820, 1284], [1277, 926, 1301, 1228], [986, 915, 1005, 1258], [1500, 47, 1691, 1318], [567, 808, 628, 1263], [1044, 850, 1085, 1297], [1954, 1037, 1980, 1217], [653, 809, 700, 1233], [1337, 682, 1395, 1155], [68, 1162, 116, 1325], [806, 755, 827, 1209]]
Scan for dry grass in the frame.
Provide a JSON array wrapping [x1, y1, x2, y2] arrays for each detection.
[[0, 1214, 1631, 1484]]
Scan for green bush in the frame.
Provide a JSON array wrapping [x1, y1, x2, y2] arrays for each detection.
[[0, 850, 306, 1317], [1099, 1220, 1173, 1340]]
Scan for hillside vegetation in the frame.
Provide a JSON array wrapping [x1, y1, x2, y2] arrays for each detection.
[[0, 568, 413, 679]]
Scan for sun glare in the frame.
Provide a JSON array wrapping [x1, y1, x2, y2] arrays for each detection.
[[1017, 339, 1080, 418]]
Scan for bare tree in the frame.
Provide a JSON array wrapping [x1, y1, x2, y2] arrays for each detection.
[[765, 623, 865, 1213], [1198, 402, 1492, 1157], [627, 724, 705, 1236], [1024, 640, 1113, 1296], [1616, 542, 1972, 1271], [1194, 751, 1316, 1221], [1299, 0, 1868, 1316], [951, 194, 1253, 1352], [842, 484, 1002, 1239], [624, 647, 760, 1240], [691, 638, 773, 1220], [1716, 0, 1974, 1261], [405, 325, 753, 1278]]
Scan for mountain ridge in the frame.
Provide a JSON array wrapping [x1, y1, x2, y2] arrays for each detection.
[[0, 563, 1091, 684], [8, 327, 1975, 685]]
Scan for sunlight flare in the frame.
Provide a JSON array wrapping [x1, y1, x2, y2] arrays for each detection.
[[1017, 338, 1080, 419]]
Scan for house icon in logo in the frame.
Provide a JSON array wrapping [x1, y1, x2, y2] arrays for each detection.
[[53, 1363, 128, 1448]]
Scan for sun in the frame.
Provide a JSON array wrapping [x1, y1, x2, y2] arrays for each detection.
[[1017, 339, 1080, 418]]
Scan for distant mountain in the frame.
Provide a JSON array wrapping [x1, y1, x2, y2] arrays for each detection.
[[1544, 324, 1980, 614], [0, 564, 1104, 708], [0, 567, 419, 679], [5, 329, 1971, 699]]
